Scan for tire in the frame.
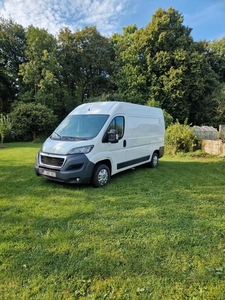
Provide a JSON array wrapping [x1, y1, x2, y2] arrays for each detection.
[[91, 164, 110, 188], [148, 152, 158, 168]]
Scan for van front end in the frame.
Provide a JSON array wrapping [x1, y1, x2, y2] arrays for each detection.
[[34, 151, 95, 184]]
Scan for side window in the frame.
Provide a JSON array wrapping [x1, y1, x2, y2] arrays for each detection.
[[108, 116, 124, 139], [103, 116, 124, 142]]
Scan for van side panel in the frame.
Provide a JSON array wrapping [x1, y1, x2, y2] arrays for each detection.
[[86, 104, 165, 176], [121, 114, 164, 171]]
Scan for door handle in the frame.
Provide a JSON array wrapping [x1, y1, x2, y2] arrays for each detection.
[[123, 140, 126, 147]]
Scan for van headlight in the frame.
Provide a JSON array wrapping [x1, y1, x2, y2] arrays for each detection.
[[68, 145, 94, 154]]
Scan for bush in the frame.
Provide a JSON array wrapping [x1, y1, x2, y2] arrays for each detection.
[[163, 110, 173, 129], [165, 120, 200, 154], [0, 114, 12, 146], [10, 103, 57, 141]]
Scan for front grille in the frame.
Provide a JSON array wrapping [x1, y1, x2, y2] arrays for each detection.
[[41, 155, 65, 167]]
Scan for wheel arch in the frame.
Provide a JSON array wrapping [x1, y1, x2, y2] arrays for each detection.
[[150, 149, 159, 161], [94, 159, 112, 175], [153, 149, 159, 157]]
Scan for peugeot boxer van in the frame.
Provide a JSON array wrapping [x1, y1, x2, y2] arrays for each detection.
[[34, 101, 165, 187]]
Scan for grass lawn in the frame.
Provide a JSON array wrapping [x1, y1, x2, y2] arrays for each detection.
[[0, 142, 225, 299]]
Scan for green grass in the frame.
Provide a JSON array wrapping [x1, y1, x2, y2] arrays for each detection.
[[0, 142, 225, 299]]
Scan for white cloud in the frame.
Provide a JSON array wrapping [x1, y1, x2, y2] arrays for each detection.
[[0, 0, 133, 36]]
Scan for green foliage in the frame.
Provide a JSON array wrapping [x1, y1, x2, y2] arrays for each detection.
[[163, 110, 174, 128], [207, 37, 225, 82], [146, 99, 161, 107], [10, 103, 57, 141], [87, 92, 119, 102], [165, 120, 200, 154], [0, 17, 26, 113], [214, 83, 225, 124], [204, 82, 225, 126], [110, 8, 218, 124], [0, 114, 12, 146], [143, 8, 194, 117], [111, 25, 147, 104], [18, 26, 60, 109], [73, 26, 114, 101], [0, 11, 224, 127], [144, 8, 218, 124]]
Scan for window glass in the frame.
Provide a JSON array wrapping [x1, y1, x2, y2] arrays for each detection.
[[106, 116, 124, 140], [51, 114, 109, 140]]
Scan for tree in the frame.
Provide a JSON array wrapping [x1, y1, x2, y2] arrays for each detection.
[[73, 26, 114, 102], [57, 27, 84, 114], [214, 83, 225, 124], [203, 83, 225, 126], [18, 26, 61, 112], [0, 114, 12, 147], [57, 26, 114, 113], [206, 37, 225, 83], [143, 7, 218, 124], [0, 17, 26, 113], [110, 8, 218, 124], [10, 103, 57, 141], [110, 25, 147, 103]]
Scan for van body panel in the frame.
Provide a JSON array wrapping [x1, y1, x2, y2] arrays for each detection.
[[35, 101, 165, 186], [42, 136, 96, 155]]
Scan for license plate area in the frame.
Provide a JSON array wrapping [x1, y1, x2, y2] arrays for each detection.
[[42, 169, 56, 177]]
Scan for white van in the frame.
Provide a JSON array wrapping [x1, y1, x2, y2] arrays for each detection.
[[34, 101, 165, 187]]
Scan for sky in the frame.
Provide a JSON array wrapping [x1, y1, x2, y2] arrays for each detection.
[[0, 0, 224, 41]]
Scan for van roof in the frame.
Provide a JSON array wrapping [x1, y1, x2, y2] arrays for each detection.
[[70, 101, 162, 117]]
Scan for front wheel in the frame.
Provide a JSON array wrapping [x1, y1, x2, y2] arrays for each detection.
[[91, 164, 110, 188], [148, 152, 158, 168]]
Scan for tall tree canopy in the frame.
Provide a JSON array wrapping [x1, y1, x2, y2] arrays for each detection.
[[0, 17, 26, 113], [0, 7, 224, 133], [18, 26, 59, 105], [111, 7, 218, 124], [57, 27, 81, 113], [110, 25, 146, 103], [73, 26, 114, 102], [207, 37, 225, 83], [57, 26, 114, 117]]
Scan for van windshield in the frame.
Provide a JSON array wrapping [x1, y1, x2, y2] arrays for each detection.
[[51, 114, 109, 140]]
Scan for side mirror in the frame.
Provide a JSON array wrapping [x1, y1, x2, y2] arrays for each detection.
[[108, 129, 119, 143]]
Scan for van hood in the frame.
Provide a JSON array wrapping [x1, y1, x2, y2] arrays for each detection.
[[42, 137, 90, 155]]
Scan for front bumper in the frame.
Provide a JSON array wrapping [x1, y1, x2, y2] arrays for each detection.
[[34, 151, 94, 184]]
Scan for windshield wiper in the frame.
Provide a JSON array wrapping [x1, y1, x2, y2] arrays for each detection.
[[51, 132, 61, 139], [62, 136, 87, 141]]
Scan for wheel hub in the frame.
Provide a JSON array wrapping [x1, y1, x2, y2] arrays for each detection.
[[98, 169, 108, 185]]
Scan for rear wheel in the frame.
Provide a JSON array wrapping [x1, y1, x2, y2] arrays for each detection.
[[91, 164, 110, 187], [148, 152, 158, 168]]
